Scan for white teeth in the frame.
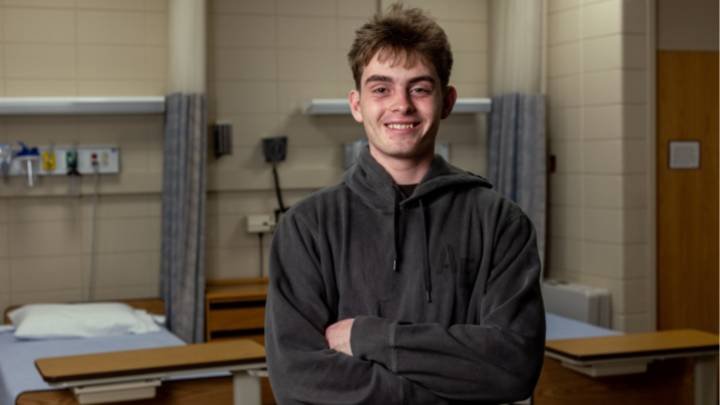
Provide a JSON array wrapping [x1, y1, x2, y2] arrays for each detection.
[[387, 123, 414, 129]]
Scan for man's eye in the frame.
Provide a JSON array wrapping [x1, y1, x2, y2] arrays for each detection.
[[411, 87, 431, 95], [372, 87, 388, 94]]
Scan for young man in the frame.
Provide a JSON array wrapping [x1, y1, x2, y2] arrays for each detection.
[[265, 5, 545, 404]]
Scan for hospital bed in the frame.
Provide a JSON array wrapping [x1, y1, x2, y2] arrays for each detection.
[[1, 298, 267, 405], [4, 297, 716, 405]]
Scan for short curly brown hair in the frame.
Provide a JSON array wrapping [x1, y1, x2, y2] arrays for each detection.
[[348, 3, 453, 90]]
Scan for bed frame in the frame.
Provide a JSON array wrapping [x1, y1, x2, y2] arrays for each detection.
[[4, 298, 270, 405]]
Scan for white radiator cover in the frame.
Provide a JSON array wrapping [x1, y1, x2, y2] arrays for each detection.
[[542, 280, 611, 328]]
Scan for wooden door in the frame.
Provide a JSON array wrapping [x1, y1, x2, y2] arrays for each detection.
[[657, 50, 719, 333]]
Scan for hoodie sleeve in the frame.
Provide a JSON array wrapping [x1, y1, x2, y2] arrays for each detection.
[[265, 211, 442, 405], [350, 212, 546, 404]]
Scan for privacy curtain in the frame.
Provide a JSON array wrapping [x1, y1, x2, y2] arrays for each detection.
[[488, 0, 547, 262], [160, 92, 207, 343], [488, 94, 546, 262]]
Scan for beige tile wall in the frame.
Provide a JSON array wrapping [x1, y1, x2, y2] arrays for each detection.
[[547, 0, 652, 332], [0, 195, 163, 312], [206, 0, 490, 280], [0, 1, 167, 315], [1, 0, 490, 314], [0, 0, 167, 96]]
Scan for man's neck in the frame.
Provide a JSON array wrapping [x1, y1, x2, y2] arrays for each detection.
[[369, 147, 433, 185]]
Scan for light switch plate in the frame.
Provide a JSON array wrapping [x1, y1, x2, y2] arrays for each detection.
[[247, 214, 276, 233]]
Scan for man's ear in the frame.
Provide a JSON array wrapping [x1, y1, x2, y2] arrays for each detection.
[[441, 86, 458, 119], [349, 89, 363, 123]]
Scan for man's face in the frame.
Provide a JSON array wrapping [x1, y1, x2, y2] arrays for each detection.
[[349, 50, 456, 165]]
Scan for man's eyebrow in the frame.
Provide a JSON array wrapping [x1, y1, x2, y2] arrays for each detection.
[[364, 75, 393, 85], [408, 75, 436, 85], [363, 75, 436, 86]]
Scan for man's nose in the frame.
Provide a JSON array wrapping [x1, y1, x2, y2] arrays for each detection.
[[391, 91, 416, 114]]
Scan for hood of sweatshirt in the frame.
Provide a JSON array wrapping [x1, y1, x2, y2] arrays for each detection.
[[345, 147, 491, 212], [344, 147, 492, 303]]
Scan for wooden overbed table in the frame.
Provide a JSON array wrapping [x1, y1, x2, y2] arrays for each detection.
[[537, 329, 718, 405], [35, 339, 266, 405]]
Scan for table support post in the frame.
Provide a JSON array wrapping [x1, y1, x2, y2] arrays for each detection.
[[233, 371, 262, 405], [694, 355, 718, 405]]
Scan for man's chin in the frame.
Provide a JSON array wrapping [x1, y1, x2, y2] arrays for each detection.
[[375, 146, 434, 161]]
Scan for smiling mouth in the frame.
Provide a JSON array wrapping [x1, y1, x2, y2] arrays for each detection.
[[385, 122, 419, 130]]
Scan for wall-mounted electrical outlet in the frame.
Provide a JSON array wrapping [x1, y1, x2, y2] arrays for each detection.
[[247, 214, 276, 233], [77, 147, 120, 174]]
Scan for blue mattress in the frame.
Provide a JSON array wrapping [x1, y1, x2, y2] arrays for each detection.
[[0, 328, 184, 404], [546, 312, 620, 340]]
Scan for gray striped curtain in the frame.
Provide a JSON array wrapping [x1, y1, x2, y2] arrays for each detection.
[[160, 93, 207, 343], [488, 93, 546, 264]]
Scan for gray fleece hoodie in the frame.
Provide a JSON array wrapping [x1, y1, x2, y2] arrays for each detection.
[[265, 148, 545, 404]]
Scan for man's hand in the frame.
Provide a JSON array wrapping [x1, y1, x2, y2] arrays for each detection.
[[325, 318, 355, 356]]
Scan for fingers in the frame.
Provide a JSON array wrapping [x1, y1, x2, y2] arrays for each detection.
[[325, 318, 354, 356]]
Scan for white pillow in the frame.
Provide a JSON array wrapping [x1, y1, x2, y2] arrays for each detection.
[[7, 302, 160, 340]]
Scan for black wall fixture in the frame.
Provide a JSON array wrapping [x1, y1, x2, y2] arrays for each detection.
[[262, 136, 289, 220]]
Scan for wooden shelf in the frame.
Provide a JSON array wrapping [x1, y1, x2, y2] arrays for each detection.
[[205, 280, 268, 343]]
